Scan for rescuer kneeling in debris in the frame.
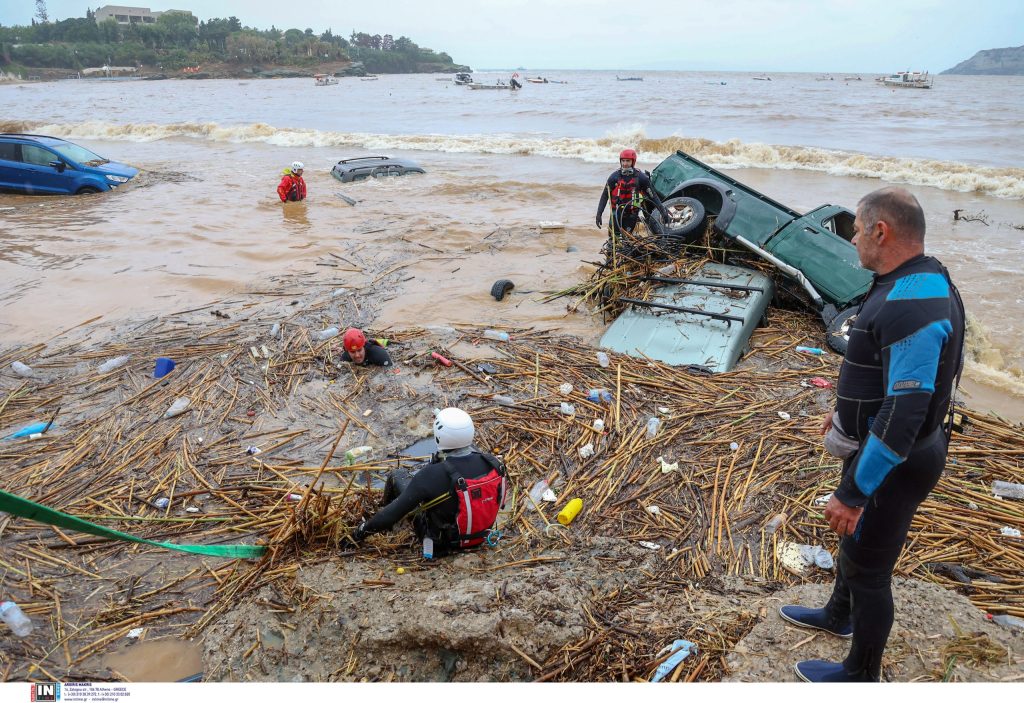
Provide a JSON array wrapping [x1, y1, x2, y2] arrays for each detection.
[[351, 408, 506, 557]]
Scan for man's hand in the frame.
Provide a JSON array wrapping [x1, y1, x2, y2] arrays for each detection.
[[820, 409, 835, 436], [595, 214, 602, 229], [823, 495, 863, 537]]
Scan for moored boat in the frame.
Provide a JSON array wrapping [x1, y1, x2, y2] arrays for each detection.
[[314, 73, 338, 86], [878, 70, 932, 89]]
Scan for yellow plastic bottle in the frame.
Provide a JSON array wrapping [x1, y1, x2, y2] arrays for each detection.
[[557, 498, 583, 526]]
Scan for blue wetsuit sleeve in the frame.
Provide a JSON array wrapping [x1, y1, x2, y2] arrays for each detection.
[[835, 276, 952, 506]]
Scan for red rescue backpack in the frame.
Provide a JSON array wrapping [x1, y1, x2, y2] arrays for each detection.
[[442, 453, 506, 548]]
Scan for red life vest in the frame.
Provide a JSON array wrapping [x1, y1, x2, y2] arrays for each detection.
[[277, 173, 307, 202], [610, 171, 641, 209], [444, 455, 506, 548]]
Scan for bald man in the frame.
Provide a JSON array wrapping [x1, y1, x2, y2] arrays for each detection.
[[784, 187, 966, 682]]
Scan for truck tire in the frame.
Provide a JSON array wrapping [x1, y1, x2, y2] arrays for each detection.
[[825, 307, 858, 355], [650, 197, 706, 239], [490, 279, 515, 301]]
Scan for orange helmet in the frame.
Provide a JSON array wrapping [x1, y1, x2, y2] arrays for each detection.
[[619, 148, 637, 165], [343, 327, 366, 352]]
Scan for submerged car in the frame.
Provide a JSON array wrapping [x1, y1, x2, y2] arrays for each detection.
[[648, 150, 873, 352], [600, 262, 775, 373], [0, 133, 139, 195], [330, 156, 425, 183]]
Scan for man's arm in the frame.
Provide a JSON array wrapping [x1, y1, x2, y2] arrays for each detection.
[[835, 287, 952, 506], [596, 174, 614, 227], [362, 466, 445, 534], [639, 172, 668, 217]]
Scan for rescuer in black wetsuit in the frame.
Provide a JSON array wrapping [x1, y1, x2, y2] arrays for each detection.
[[595, 148, 669, 235], [781, 187, 965, 683], [351, 408, 505, 556]]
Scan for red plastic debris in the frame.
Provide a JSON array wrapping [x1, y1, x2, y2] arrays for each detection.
[[809, 377, 833, 389], [431, 352, 453, 367], [247, 409, 256, 417]]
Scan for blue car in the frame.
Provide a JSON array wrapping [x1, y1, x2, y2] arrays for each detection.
[[0, 133, 139, 195]]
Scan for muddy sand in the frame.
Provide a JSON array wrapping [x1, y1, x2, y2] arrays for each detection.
[[1, 257, 1022, 684]]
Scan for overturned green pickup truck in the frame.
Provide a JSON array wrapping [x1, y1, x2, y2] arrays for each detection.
[[649, 150, 873, 352]]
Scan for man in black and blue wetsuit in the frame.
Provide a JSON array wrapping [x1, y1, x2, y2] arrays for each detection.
[[596, 148, 669, 235], [782, 187, 965, 683]]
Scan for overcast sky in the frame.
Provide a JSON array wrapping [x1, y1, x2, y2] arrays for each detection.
[[4, 0, 1022, 72]]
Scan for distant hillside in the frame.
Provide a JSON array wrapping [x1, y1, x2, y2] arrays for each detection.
[[942, 45, 1024, 75]]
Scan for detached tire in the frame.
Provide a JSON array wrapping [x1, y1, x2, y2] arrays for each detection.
[[650, 197, 706, 239], [825, 307, 859, 355], [490, 279, 515, 301]]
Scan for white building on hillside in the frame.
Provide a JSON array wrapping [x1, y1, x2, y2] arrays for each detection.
[[93, 6, 194, 25]]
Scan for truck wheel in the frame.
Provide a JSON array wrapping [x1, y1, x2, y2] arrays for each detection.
[[76, 186, 101, 195], [826, 307, 858, 355], [490, 279, 515, 301], [651, 197, 706, 238]]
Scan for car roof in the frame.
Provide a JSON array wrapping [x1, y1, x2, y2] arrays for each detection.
[[334, 155, 419, 168], [0, 133, 70, 146]]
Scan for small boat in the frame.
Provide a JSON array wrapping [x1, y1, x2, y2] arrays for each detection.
[[616, 76, 643, 81], [526, 76, 548, 84], [467, 81, 520, 91], [752, 75, 771, 81], [314, 73, 338, 86], [360, 76, 379, 81], [454, 72, 473, 85], [878, 70, 932, 89]]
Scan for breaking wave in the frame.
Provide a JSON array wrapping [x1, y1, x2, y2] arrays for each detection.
[[3, 119, 1023, 199]]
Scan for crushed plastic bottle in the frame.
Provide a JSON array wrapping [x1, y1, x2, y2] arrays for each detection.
[[97, 355, 131, 373], [11, 361, 34, 378], [777, 411, 792, 421], [315, 327, 339, 341], [596, 352, 610, 368], [650, 640, 696, 683], [163, 397, 190, 418], [269, 323, 281, 339], [645, 417, 661, 439], [578, 443, 594, 458], [558, 383, 573, 395], [999, 526, 1022, 538], [795, 345, 827, 356], [587, 389, 613, 404], [0, 601, 34, 637], [345, 445, 373, 465], [992, 480, 1024, 500], [559, 402, 575, 416], [592, 419, 605, 432], [528, 479, 549, 507], [492, 394, 515, 406], [765, 512, 787, 534], [988, 613, 1024, 631], [422, 536, 434, 559], [483, 329, 510, 342]]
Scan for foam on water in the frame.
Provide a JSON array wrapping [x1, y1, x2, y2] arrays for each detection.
[[6, 119, 1023, 199]]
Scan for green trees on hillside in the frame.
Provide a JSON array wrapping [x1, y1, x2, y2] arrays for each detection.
[[0, 13, 464, 72]]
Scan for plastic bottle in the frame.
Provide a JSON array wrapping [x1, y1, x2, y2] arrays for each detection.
[[992, 481, 1024, 500], [97, 355, 131, 373], [269, 323, 281, 339], [795, 346, 827, 356], [559, 383, 573, 395], [11, 361, 34, 378], [0, 601, 34, 637], [528, 479, 549, 506], [645, 417, 661, 439], [163, 398, 190, 418], [154, 497, 170, 509], [559, 402, 575, 416], [587, 389, 612, 403], [765, 512, 788, 534], [483, 329, 510, 342], [492, 395, 515, 406], [345, 445, 373, 465], [422, 536, 434, 559], [988, 613, 1024, 631], [596, 352, 610, 368], [315, 327, 339, 341], [592, 418, 605, 432]]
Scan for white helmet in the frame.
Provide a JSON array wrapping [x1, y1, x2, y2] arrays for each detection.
[[291, 161, 304, 171], [434, 407, 474, 450]]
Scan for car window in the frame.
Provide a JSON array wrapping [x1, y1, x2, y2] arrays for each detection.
[[823, 213, 855, 242], [51, 142, 106, 166], [351, 167, 373, 180], [0, 142, 19, 161], [21, 144, 57, 166]]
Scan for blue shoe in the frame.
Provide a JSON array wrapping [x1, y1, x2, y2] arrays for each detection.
[[794, 659, 875, 682], [779, 605, 853, 638]]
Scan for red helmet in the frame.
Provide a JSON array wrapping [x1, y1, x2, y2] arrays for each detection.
[[619, 148, 638, 165], [343, 327, 366, 352]]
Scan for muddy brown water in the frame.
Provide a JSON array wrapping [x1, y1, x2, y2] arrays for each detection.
[[101, 639, 202, 682]]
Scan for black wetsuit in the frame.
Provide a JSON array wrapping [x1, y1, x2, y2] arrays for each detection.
[[827, 254, 965, 679], [340, 341, 392, 367], [363, 450, 494, 553], [596, 169, 666, 234]]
